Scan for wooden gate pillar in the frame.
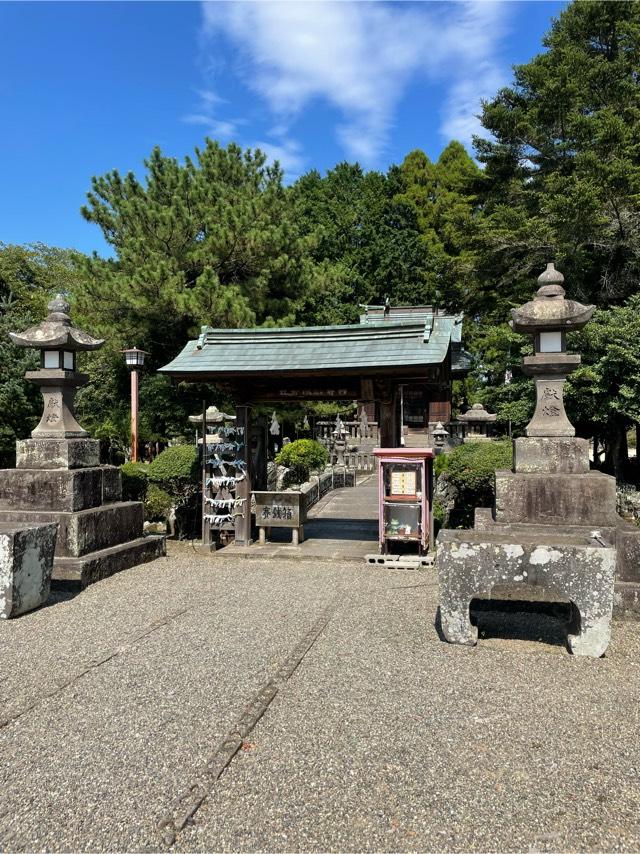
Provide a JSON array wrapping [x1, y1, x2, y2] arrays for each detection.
[[235, 404, 253, 546], [377, 383, 398, 448]]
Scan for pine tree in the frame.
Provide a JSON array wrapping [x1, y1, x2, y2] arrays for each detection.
[[79, 140, 314, 363]]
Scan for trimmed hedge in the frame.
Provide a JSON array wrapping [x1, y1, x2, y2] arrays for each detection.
[[148, 444, 198, 486], [275, 439, 328, 485], [120, 461, 149, 501], [433, 499, 446, 535], [445, 439, 512, 501]]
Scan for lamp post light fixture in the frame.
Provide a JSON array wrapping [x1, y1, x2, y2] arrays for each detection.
[[122, 347, 149, 463]]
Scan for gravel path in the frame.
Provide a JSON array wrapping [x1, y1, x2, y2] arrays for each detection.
[[1, 543, 639, 852]]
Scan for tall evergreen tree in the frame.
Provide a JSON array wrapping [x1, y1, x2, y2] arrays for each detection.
[[467, 1, 640, 467], [75, 141, 319, 447], [291, 162, 428, 321], [395, 142, 482, 310], [476, 0, 640, 311]]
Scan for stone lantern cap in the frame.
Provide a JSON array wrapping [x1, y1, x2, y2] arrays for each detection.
[[510, 264, 595, 334], [9, 294, 104, 352], [458, 403, 496, 423], [188, 405, 235, 425]]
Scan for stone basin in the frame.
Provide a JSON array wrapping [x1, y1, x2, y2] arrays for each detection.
[[435, 527, 616, 657]]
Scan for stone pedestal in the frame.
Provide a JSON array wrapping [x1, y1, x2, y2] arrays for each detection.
[[0, 523, 58, 618], [0, 447, 165, 587], [437, 529, 615, 657], [494, 470, 618, 527], [513, 437, 590, 474], [16, 437, 100, 470]]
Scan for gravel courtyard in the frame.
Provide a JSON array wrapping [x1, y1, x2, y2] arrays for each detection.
[[1, 542, 639, 853]]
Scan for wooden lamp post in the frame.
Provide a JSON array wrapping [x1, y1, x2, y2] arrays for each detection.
[[122, 347, 148, 463]]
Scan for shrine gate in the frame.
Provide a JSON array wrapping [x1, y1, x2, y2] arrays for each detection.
[[159, 304, 469, 546]]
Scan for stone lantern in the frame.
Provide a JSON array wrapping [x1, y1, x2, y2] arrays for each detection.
[[9, 294, 104, 467], [432, 421, 449, 448], [510, 263, 594, 439], [458, 403, 496, 441], [332, 415, 347, 467], [434, 263, 624, 657], [0, 295, 165, 587]]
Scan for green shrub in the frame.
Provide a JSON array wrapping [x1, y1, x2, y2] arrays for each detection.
[[144, 483, 173, 521], [148, 444, 198, 488], [120, 461, 149, 501], [275, 439, 328, 485], [434, 451, 449, 478], [432, 499, 446, 536], [438, 439, 513, 526]]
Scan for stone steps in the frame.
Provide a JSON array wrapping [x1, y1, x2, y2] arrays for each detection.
[[52, 536, 166, 588], [0, 502, 144, 557]]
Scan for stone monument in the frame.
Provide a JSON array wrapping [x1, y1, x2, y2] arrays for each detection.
[[435, 264, 623, 657], [0, 522, 58, 618], [0, 295, 165, 586]]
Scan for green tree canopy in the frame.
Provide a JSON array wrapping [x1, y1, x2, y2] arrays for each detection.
[[475, 0, 640, 313], [291, 162, 429, 322], [567, 294, 640, 476], [74, 140, 321, 449], [79, 140, 316, 361], [395, 142, 482, 311]]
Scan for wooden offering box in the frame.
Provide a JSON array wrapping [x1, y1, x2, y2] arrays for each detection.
[[373, 448, 434, 554]]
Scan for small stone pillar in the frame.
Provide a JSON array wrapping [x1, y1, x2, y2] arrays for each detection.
[[0, 522, 58, 618]]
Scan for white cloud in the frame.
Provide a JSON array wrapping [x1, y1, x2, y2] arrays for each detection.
[[200, 0, 514, 165], [182, 112, 241, 138], [251, 139, 307, 176], [439, 63, 507, 143], [181, 87, 244, 140]]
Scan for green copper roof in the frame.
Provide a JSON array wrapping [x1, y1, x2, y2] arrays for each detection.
[[159, 315, 464, 378]]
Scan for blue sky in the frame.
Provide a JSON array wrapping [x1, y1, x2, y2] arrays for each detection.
[[0, 1, 565, 256]]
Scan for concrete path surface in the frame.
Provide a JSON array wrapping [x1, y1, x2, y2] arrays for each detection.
[[0, 544, 639, 852]]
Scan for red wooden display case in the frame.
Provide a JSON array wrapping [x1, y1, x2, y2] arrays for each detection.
[[373, 448, 434, 554]]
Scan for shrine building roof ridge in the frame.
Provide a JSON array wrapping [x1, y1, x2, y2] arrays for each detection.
[[159, 313, 465, 379]]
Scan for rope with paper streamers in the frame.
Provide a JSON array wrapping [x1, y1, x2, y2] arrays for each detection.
[[204, 497, 246, 510], [205, 475, 244, 488]]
